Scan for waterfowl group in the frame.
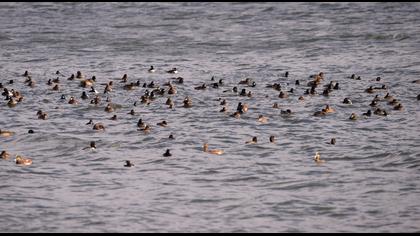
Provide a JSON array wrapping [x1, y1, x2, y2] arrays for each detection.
[[1, 66, 413, 169]]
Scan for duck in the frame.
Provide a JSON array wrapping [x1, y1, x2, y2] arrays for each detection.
[[167, 68, 178, 74], [343, 98, 352, 104], [124, 160, 134, 167], [104, 103, 114, 112], [168, 134, 175, 139], [278, 90, 289, 98], [333, 83, 340, 90], [295, 80, 300, 85], [81, 91, 89, 100], [83, 141, 97, 150], [203, 143, 224, 155], [363, 110, 372, 117], [219, 106, 227, 113], [68, 96, 78, 104], [194, 83, 207, 90], [281, 109, 292, 115], [374, 108, 388, 116], [67, 74, 75, 80], [0, 129, 15, 137], [23, 70, 29, 77], [148, 66, 155, 73], [110, 114, 117, 120], [139, 125, 151, 134], [257, 115, 268, 123], [86, 119, 94, 125], [330, 138, 336, 145], [365, 86, 375, 93], [76, 71, 84, 79], [1, 150, 10, 160], [157, 120, 168, 127], [93, 123, 105, 131], [284, 71, 289, 78], [15, 155, 32, 166], [238, 78, 252, 85], [80, 78, 95, 88], [313, 152, 325, 163], [137, 119, 146, 129], [183, 97, 192, 108], [168, 85, 177, 94], [384, 92, 394, 101], [272, 102, 279, 108], [313, 109, 327, 117], [245, 136, 258, 144], [37, 110, 48, 120], [393, 103, 403, 110], [128, 109, 136, 115], [163, 149, 172, 157], [349, 113, 358, 120], [230, 111, 241, 119], [298, 96, 305, 101], [28, 129, 35, 134], [269, 136, 276, 143]]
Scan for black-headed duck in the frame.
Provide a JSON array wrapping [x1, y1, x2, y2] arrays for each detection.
[[281, 109, 292, 115], [124, 160, 134, 167], [168, 134, 175, 139], [28, 129, 34, 134], [313, 152, 325, 163], [23, 70, 29, 77], [245, 136, 258, 144], [137, 119, 146, 129], [370, 100, 378, 107], [89, 86, 99, 94], [167, 68, 178, 74], [240, 88, 247, 96], [203, 143, 224, 155], [68, 74, 75, 80], [86, 119, 93, 125], [168, 85, 177, 94], [384, 93, 394, 101], [123, 83, 135, 91], [91, 95, 101, 105], [376, 77, 381, 81], [148, 66, 155, 73], [83, 141, 97, 150], [284, 71, 289, 78], [1, 150, 10, 160], [388, 99, 399, 106], [110, 114, 117, 120], [374, 108, 388, 116], [295, 80, 300, 85], [363, 110, 372, 117], [163, 149, 172, 157], [104, 84, 112, 93], [343, 98, 352, 104], [279, 91, 288, 98], [76, 71, 83, 79], [157, 120, 168, 127], [333, 83, 340, 90], [269, 136, 276, 143], [128, 109, 136, 115], [93, 123, 105, 131], [220, 99, 227, 106], [81, 91, 89, 100], [15, 155, 32, 166], [80, 78, 94, 88], [330, 138, 336, 145], [220, 107, 227, 113], [417, 94, 420, 100], [349, 113, 358, 120], [8, 79, 13, 85], [52, 84, 59, 91]]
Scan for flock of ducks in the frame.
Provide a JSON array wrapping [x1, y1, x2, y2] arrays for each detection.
[[1, 66, 418, 166]]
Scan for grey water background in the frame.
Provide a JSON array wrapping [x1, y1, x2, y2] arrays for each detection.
[[0, 2, 420, 233]]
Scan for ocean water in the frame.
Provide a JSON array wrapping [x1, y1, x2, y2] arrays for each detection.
[[1, 2, 420, 233]]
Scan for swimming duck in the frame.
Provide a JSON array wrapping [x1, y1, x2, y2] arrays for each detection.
[[365, 86, 375, 93], [313, 152, 325, 163], [393, 103, 403, 110], [124, 160, 134, 167], [363, 110, 372, 117], [37, 110, 48, 120], [295, 80, 300, 85], [81, 91, 89, 100], [89, 87, 99, 94], [281, 109, 292, 115], [272, 102, 279, 108], [203, 143, 224, 155], [157, 120, 168, 127], [86, 119, 93, 125], [104, 84, 112, 94], [83, 141, 97, 150], [137, 119, 146, 129], [163, 149, 172, 157], [168, 85, 177, 94], [384, 93, 394, 101], [68, 97, 78, 104], [220, 99, 227, 106], [28, 129, 34, 134], [257, 115, 268, 123], [183, 97, 192, 108], [91, 95, 101, 105], [15, 155, 32, 166], [0, 129, 15, 137], [349, 113, 358, 120], [313, 109, 327, 117], [1, 150, 10, 160], [219, 106, 227, 113], [376, 77, 381, 81], [269, 136, 276, 143], [245, 136, 258, 144], [374, 108, 388, 116], [388, 99, 399, 106], [284, 71, 289, 78], [139, 125, 151, 134], [76, 71, 83, 79], [93, 123, 105, 131], [333, 83, 340, 90], [330, 138, 336, 145], [417, 94, 420, 100], [167, 68, 178, 74], [343, 98, 352, 104], [238, 78, 252, 85], [239, 88, 247, 96], [68, 74, 75, 80], [109, 114, 117, 121], [148, 66, 155, 73], [23, 70, 29, 77], [104, 103, 114, 112], [128, 109, 136, 115], [279, 91, 288, 98], [168, 134, 175, 139], [195, 83, 207, 90]]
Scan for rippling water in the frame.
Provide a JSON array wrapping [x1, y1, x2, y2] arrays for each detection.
[[1, 2, 420, 233]]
